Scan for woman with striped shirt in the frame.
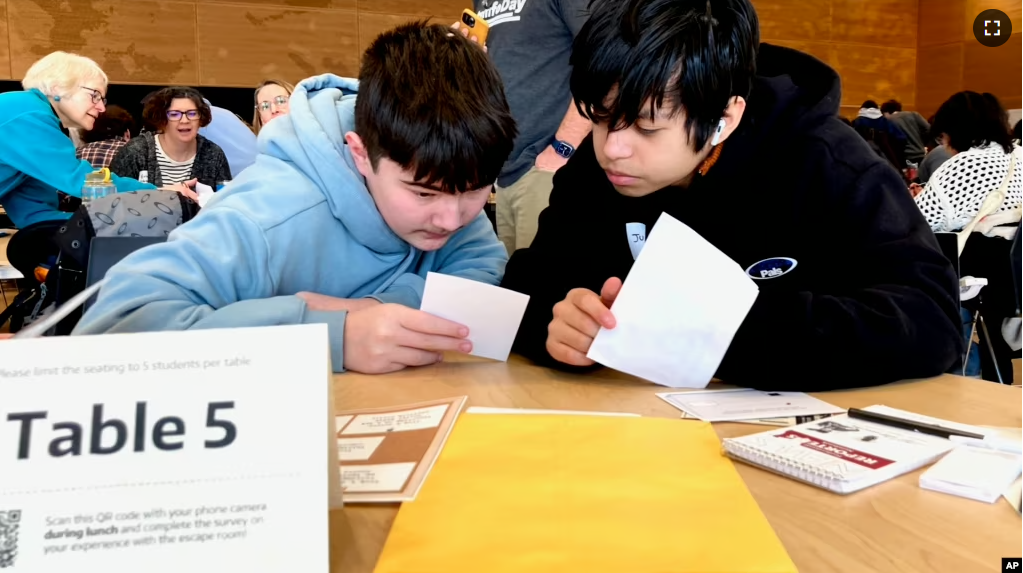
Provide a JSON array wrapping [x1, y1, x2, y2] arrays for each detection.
[[111, 86, 231, 190]]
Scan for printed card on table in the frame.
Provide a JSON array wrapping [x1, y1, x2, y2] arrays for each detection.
[[0, 325, 339, 572], [336, 397, 466, 503]]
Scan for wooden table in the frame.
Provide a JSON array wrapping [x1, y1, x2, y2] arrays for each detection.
[[333, 356, 1022, 573]]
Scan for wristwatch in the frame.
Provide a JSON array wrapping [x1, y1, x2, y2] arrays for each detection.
[[552, 138, 575, 159]]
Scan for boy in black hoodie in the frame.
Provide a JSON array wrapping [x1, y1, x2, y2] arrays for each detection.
[[500, 0, 962, 391]]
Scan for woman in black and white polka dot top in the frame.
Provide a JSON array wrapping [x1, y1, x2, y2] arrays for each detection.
[[914, 91, 1021, 234]]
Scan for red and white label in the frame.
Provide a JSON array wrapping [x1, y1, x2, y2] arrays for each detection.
[[776, 430, 895, 469]]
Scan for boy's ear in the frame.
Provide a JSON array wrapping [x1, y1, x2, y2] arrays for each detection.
[[714, 96, 747, 147], [344, 131, 374, 178]]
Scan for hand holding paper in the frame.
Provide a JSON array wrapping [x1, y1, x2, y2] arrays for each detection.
[[587, 213, 759, 388], [420, 272, 529, 362], [546, 277, 622, 366], [194, 181, 215, 207], [343, 302, 470, 374]]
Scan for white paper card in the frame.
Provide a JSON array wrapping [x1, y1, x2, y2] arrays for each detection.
[[657, 389, 845, 422], [0, 265, 22, 280], [341, 404, 448, 435], [0, 325, 337, 572], [1006, 477, 1022, 513], [341, 462, 416, 493], [420, 272, 529, 362], [337, 437, 386, 461], [466, 407, 640, 417], [920, 446, 1023, 503], [194, 182, 215, 208], [588, 213, 759, 388]]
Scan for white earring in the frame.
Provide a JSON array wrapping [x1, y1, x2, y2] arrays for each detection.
[[710, 118, 726, 146]]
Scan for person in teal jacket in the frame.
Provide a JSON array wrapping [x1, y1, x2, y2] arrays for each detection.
[[0, 51, 155, 281], [75, 22, 517, 375]]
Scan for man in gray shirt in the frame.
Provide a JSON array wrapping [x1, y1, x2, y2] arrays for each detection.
[[882, 99, 930, 164], [468, 0, 593, 255]]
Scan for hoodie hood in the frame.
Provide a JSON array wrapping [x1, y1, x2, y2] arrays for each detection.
[[715, 43, 842, 173], [258, 73, 408, 254]]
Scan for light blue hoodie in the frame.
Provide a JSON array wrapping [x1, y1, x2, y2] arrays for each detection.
[[0, 89, 155, 228], [199, 101, 257, 177], [74, 74, 509, 371]]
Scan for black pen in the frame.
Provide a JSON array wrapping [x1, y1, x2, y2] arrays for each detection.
[[847, 408, 986, 440]]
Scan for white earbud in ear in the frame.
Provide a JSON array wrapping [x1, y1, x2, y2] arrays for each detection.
[[710, 117, 726, 146]]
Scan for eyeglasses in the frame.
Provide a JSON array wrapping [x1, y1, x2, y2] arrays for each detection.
[[257, 95, 289, 112], [80, 86, 107, 105], [167, 110, 200, 121]]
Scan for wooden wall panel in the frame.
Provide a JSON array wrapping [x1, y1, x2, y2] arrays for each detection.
[[195, 0, 355, 8], [918, 0, 964, 47], [832, 0, 918, 49], [917, 0, 1021, 118], [356, 0, 463, 49], [963, 33, 1023, 111], [832, 45, 916, 108], [915, 43, 963, 118], [195, 4, 359, 87], [755, 0, 920, 115], [360, 13, 419, 51], [0, 0, 953, 125], [358, 0, 462, 20], [0, 2, 10, 79], [764, 39, 833, 66], [752, 0, 831, 42], [962, 0, 1021, 42], [7, 0, 198, 84]]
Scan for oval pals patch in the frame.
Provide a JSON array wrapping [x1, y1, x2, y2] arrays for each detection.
[[746, 257, 798, 280]]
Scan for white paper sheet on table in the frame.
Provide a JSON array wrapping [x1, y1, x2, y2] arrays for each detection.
[[587, 213, 759, 388], [0, 265, 22, 280], [466, 407, 640, 417], [657, 388, 846, 422], [419, 272, 530, 362], [195, 181, 216, 207]]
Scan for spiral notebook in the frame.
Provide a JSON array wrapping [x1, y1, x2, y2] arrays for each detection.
[[722, 406, 968, 494]]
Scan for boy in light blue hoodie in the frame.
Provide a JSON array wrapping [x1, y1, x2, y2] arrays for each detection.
[[75, 22, 518, 374]]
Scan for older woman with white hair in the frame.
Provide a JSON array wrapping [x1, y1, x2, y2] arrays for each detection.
[[0, 51, 156, 283]]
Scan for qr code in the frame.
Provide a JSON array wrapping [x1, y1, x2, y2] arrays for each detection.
[[0, 510, 20, 569]]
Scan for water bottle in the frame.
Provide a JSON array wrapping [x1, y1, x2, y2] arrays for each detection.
[[905, 161, 918, 182], [81, 168, 115, 204]]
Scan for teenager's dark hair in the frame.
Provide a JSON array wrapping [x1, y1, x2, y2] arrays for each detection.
[[931, 91, 1014, 154], [142, 86, 212, 131], [880, 99, 902, 114], [861, 100, 879, 109], [355, 21, 517, 192], [570, 0, 759, 151], [81, 105, 136, 143]]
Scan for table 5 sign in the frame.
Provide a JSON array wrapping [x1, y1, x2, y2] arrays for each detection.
[[7, 401, 237, 459], [0, 325, 339, 572]]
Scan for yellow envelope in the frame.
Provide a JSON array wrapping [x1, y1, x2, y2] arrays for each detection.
[[374, 413, 797, 573]]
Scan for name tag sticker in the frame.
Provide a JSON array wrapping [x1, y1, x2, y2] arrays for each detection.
[[626, 223, 647, 260]]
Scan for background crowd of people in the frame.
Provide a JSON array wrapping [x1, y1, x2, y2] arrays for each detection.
[[0, 0, 1019, 383]]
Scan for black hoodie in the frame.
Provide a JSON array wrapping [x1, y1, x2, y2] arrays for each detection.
[[500, 44, 962, 391]]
